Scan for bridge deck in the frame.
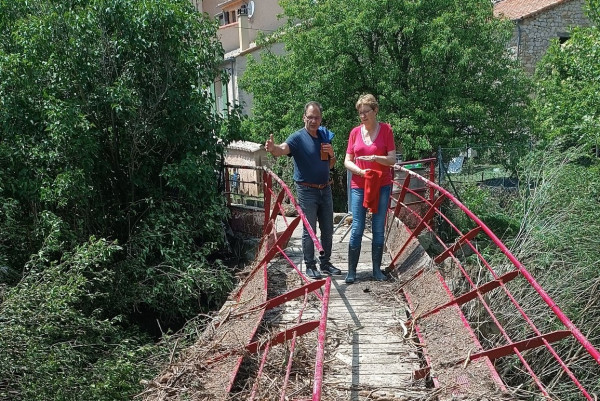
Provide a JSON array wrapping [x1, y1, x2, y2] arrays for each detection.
[[269, 216, 431, 400]]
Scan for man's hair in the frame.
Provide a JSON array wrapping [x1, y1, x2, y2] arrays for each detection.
[[304, 101, 323, 115]]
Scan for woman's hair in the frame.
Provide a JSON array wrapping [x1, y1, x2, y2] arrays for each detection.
[[355, 93, 378, 112]]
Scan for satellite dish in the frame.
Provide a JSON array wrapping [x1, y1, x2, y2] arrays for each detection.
[[248, 1, 255, 19]]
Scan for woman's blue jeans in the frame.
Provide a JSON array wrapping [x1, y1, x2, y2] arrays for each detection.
[[296, 184, 334, 267], [349, 184, 391, 248]]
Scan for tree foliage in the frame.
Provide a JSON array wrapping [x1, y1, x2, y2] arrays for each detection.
[[0, 0, 239, 398], [533, 11, 600, 153], [240, 0, 532, 161]]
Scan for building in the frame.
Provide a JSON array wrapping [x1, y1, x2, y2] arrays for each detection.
[[198, 0, 286, 115], [190, 2, 285, 200], [494, 0, 591, 73]]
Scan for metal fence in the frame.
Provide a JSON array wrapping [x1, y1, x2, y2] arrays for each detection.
[[386, 159, 600, 400]]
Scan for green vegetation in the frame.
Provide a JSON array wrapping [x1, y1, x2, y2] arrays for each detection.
[[240, 0, 532, 208], [0, 0, 241, 399], [533, 5, 600, 152], [453, 4, 600, 396], [240, 0, 532, 162], [473, 145, 600, 400], [0, 0, 598, 399], [506, 6, 600, 396]]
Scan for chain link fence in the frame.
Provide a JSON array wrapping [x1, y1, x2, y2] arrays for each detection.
[[436, 145, 526, 200]]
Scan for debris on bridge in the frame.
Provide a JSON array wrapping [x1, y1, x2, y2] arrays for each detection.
[[139, 162, 600, 401]]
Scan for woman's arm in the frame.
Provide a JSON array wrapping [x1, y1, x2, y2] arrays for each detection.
[[354, 150, 396, 166], [344, 153, 365, 177]]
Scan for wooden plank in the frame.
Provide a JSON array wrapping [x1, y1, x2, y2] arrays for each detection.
[[275, 217, 430, 399]]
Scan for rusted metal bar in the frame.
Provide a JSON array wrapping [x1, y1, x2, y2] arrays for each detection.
[[222, 166, 331, 400], [263, 170, 272, 233], [395, 165, 600, 364], [390, 162, 600, 399], [256, 216, 300, 269], [388, 195, 445, 272], [205, 320, 320, 368], [414, 270, 520, 322], [280, 290, 311, 401], [246, 321, 321, 354], [248, 341, 271, 401], [437, 181, 600, 364], [269, 187, 287, 223], [275, 244, 324, 302], [263, 167, 324, 255], [257, 280, 327, 312], [234, 218, 300, 302]]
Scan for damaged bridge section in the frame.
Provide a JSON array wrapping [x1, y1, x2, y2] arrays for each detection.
[[140, 161, 600, 401]]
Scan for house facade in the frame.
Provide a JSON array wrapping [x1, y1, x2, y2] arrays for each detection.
[[494, 0, 591, 73], [196, 0, 286, 115]]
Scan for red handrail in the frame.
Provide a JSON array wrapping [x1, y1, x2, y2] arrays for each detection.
[[387, 159, 600, 399], [222, 165, 330, 400]]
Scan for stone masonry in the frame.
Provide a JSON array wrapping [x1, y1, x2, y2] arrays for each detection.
[[496, 0, 591, 74]]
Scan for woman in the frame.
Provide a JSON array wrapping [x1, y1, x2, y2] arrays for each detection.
[[344, 94, 396, 283]]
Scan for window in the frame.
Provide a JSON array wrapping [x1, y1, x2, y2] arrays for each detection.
[[558, 32, 570, 45]]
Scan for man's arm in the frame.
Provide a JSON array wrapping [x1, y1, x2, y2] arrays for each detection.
[[329, 155, 337, 169], [265, 134, 291, 157]]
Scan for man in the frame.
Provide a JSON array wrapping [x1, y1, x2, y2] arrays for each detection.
[[264, 101, 341, 279]]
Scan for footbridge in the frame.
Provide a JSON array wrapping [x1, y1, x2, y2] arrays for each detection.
[[143, 159, 600, 401]]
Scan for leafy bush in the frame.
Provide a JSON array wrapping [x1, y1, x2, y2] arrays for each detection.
[[0, 0, 242, 399], [0, 237, 155, 401]]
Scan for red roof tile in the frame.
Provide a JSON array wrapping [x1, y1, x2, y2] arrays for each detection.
[[493, 0, 571, 20]]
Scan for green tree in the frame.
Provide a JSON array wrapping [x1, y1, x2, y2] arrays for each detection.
[[533, 2, 600, 154], [0, 0, 240, 398], [240, 0, 532, 161]]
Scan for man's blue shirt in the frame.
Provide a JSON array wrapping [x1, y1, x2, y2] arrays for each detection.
[[286, 127, 332, 184]]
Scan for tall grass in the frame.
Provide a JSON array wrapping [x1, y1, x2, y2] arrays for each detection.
[[495, 145, 600, 399]]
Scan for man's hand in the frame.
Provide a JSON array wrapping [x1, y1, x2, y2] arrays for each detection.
[[321, 143, 334, 158], [264, 134, 290, 157], [265, 134, 275, 153]]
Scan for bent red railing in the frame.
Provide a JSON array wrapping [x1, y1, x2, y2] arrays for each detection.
[[386, 159, 600, 400], [220, 165, 330, 401]]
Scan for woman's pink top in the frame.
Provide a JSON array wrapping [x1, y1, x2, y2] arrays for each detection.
[[346, 122, 395, 189]]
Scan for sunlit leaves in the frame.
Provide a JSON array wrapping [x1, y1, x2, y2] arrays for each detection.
[[0, 1, 238, 399], [241, 0, 531, 160], [534, 24, 600, 151]]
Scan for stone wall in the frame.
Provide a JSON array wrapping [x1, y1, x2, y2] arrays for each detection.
[[507, 0, 590, 73]]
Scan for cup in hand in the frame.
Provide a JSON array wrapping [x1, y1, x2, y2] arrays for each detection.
[[320, 143, 329, 161]]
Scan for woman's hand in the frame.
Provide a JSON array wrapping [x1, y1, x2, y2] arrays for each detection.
[[356, 151, 396, 166]]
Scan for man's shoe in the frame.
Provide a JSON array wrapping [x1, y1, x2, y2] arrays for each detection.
[[320, 262, 342, 276], [305, 266, 322, 279]]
